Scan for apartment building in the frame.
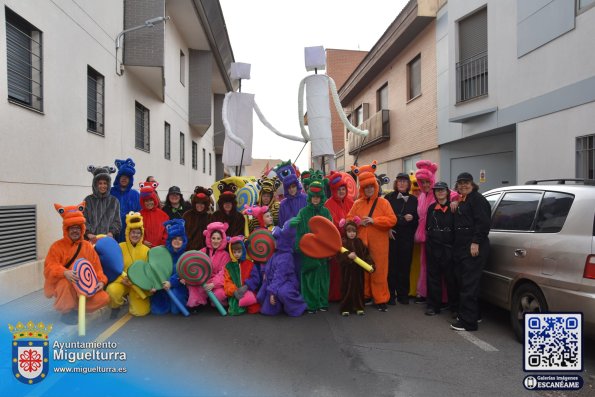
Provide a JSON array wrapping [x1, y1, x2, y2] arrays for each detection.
[[0, 0, 235, 303], [326, 48, 367, 172], [339, 0, 443, 179], [438, 0, 595, 189]]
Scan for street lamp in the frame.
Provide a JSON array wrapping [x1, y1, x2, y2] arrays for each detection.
[[114, 16, 170, 76]]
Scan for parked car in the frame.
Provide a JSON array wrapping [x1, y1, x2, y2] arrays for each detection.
[[480, 179, 595, 341]]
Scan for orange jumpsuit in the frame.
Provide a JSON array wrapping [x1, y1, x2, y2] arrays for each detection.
[[347, 169, 396, 304], [44, 234, 109, 314]]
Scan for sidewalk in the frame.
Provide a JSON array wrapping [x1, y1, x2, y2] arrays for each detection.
[[1, 289, 115, 343]]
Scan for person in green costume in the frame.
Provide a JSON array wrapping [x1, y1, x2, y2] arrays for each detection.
[[290, 179, 333, 313]]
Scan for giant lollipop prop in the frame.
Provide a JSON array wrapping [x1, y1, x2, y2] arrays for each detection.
[[95, 236, 147, 299], [298, 216, 373, 273], [72, 258, 101, 336], [127, 246, 189, 316], [177, 251, 227, 316], [246, 229, 275, 262]]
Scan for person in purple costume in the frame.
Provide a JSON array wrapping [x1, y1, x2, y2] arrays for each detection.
[[258, 223, 306, 317], [274, 161, 308, 279]]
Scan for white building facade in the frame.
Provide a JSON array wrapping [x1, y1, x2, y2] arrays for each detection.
[[437, 0, 595, 189], [0, 0, 235, 303]]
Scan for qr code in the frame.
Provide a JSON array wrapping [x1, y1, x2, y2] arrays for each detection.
[[524, 313, 582, 371]]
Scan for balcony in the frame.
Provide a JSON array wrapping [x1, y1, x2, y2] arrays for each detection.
[[348, 109, 390, 155], [456, 51, 488, 103]]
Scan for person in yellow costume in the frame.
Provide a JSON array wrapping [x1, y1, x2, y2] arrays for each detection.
[[106, 212, 151, 317]]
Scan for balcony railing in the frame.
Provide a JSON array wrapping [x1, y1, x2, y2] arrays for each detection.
[[348, 109, 390, 155], [456, 51, 488, 103]]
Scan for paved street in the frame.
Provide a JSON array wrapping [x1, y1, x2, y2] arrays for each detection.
[[4, 291, 593, 397]]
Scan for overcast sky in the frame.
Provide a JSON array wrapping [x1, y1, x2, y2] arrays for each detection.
[[219, 0, 409, 172]]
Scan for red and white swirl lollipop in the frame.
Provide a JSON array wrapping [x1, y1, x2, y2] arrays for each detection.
[[246, 229, 275, 262]]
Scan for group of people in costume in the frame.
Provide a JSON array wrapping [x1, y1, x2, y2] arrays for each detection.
[[44, 157, 490, 332]]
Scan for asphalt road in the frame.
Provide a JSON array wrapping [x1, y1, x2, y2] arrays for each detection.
[[55, 300, 593, 397]]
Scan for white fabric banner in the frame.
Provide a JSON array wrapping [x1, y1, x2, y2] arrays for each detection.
[[305, 75, 333, 157], [222, 92, 254, 166]]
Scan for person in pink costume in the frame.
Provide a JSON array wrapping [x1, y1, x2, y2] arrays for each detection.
[[414, 160, 458, 302], [187, 222, 230, 309]]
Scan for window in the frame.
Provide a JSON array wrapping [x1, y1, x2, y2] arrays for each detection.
[[209, 152, 212, 175], [578, 0, 595, 12], [403, 154, 422, 173], [485, 193, 501, 211], [354, 105, 363, 126], [407, 55, 421, 100], [192, 141, 198, 170], [377, 83, 388, 111], [6, 8, 43, 111], [180, 50, 185, 86], [179, 132, 185, 165], [576, 135, 594, 179], [491, 192, 541, 231], [135, 102, 150, 152], [164, 122, 171, 160], [534, 192, 574, 233], [202, 148, 206, 173], [87, 66, 104, 135], [457, 7, 488, 102]]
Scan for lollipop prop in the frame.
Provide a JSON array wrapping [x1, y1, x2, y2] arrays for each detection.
[[127, 246, 189, 316], [246, 229, 275, 262], [95, 236, 147, 299], [177, 251, 227, 316], [72, 258, 101, 336], [298, 216, 373, 273]]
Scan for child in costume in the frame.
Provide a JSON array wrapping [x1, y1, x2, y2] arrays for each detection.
[[223, 236, 260, 315], [187, 222, 230, 309], [324, 171, 355, 302], [290, 179, 333, 313], [139, 181, 169, 247], [337, 218, 374, 316], [249, 176, 281, 232], [107, 212, 151, 317], [258, 223, 306, 317], [150, 219, 189, 315]]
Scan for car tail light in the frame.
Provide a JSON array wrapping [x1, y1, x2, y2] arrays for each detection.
[[584, 255, 595, 279]]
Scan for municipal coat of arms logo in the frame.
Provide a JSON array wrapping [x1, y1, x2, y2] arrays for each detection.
[[9, 321, 52, 385]]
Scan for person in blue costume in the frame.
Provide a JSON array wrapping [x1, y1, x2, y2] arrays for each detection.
[[150, 219, 189, 315], [110, 158, 141, 242], [258, 223, 306, 317]]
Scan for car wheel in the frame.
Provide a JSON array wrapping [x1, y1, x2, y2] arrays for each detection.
[[510, 283, 548, 343]]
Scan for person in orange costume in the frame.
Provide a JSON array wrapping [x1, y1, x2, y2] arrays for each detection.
[[347, 161, 396, 312], [44, 202, 109, 324]]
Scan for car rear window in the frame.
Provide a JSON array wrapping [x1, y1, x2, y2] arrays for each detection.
[[534, 192, 574, 233], [491, 192, 541, 231]]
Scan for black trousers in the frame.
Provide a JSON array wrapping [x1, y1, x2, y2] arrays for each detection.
[[426, 243, 458, 312], [453, 241, 489, 326], [388, 234, 415, 300]]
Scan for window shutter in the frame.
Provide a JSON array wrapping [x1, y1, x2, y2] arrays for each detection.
[[0, 206, 37, 268], [459, 8, 487, 61], [6, 17, 32, 104]]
